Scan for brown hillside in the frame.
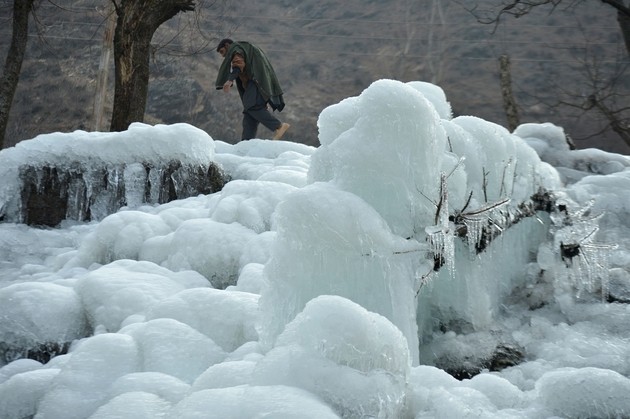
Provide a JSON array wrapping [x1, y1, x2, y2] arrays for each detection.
[[1, 0, 628, 154]]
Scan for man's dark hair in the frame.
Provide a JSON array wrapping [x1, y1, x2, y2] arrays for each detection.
[[216, 38, 233, 52]]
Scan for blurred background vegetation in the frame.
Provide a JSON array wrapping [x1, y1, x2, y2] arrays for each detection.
[[1, 0, 628, 154]]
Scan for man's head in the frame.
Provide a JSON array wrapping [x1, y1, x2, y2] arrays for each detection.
[[216, 38, 233, 58]]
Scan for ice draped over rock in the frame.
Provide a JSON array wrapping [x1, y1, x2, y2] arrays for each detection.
[[0, 123, 227, 226], [309, 79, 448, 237], [258, 183, 426, 364], [259, 79, 562, 365], [259, 80, 453, 365]]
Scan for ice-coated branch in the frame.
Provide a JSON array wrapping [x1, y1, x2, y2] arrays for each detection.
[[430, 187, 557, 272]]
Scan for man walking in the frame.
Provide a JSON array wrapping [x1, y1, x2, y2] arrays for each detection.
[[215, 39, 290, 141]]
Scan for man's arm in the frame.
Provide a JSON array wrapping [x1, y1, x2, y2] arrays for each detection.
[[222, 67, 241, 92]]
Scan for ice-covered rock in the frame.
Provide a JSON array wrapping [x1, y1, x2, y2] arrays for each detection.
[[0, 123, 227, 226]]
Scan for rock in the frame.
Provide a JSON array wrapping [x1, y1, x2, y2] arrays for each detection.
[[17, 161, 228, 227], [0, 341, 71, 365], [424, 331, 525, 381], [436, 342, 524, 381], [607, 268, 630, 304]]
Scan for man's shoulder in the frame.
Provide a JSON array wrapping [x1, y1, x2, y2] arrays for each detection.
[[234, 41, 263, 54], [228, 41, 252, 57]]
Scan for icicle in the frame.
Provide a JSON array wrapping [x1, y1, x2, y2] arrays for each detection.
[[83, 166, 125, 221], [35, 168, 43, 194], [442, 226, 455, 278], [581, 242, 616, 301], [551, 198, 615, 300], [171, 166, 191, 198], [83, 168, 98, 214], [124, 163, 147, 208], [463, 216, 485, 255], [66, 176, 87, 221], [426, 226, 454, 278], [148, 167, 163, 203], [425, 173, 454, 277]]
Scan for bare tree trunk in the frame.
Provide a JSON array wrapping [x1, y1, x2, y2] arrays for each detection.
[[0, 0, 35, 149], [92, 5, 116, 132], [499, 54, 520, 131], [109, 0, 195, 132], [600, 0, 630, 56], [617, 5, 630, 57], [427, 0, 447, 84], [396, 0, 417, 80]]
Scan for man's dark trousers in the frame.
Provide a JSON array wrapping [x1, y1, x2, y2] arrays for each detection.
[[241, 81, 281, 140]]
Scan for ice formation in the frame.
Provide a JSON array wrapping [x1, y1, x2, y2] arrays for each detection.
[[1, 78, 627, 418], [0, 123, 224, 225], [260, 79, 564, 364]]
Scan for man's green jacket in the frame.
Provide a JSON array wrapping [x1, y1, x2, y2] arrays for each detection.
[[215, 41, 285, 111]]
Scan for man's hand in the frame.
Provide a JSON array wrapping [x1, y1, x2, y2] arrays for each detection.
[[231, 54, 245, 72], [223, 80, 233, 92]]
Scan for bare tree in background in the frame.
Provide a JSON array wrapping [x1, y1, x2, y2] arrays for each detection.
[[93, 4, 116, 132], [465, 0, 630, 149], [426, 0, 451, 84], [470, 0, 630, 57], [0, 0, 37, 149], [546, 39, 630, 147], [372, 0, 418, 80], [499, 54, 520, 131], [109, 0, 196, 132], [373, 0, 453, 83]]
